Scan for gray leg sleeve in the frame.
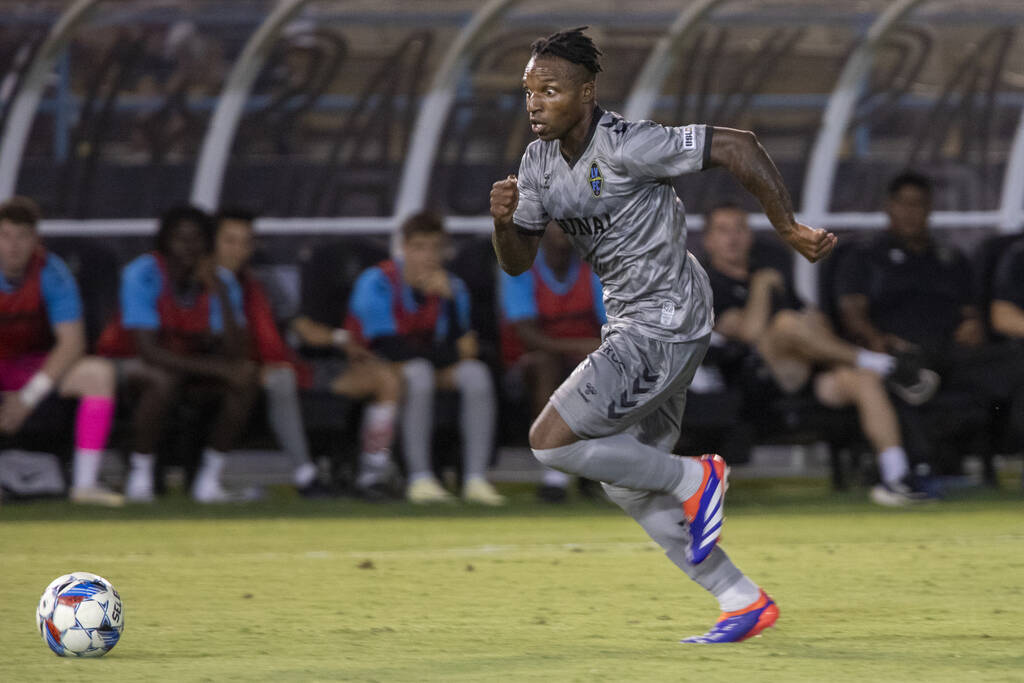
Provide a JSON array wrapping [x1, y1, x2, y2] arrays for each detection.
[[262, 366, 311, 467], [453, 359, 496, 479], [532, 433, 701, 495], [400, 359, 435, 479], [602, 483, 745, 596]]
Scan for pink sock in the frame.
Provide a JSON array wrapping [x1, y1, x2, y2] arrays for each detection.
[[75, 396, 115, 451]]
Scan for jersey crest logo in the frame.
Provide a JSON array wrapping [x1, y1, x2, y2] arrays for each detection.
[[589, 161, 603, 197]]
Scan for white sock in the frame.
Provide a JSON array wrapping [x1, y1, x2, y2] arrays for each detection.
[[878, 446, 909, 485], [197, 448, 226, 483], [856, 349, 896, 376], [293, 462, 317, 488], [672, 457, 708, 501], [130, 452, 154, 477], [72, 449, 103, 489], [542, 468, 570, 488], [715, 576, 762, 612]]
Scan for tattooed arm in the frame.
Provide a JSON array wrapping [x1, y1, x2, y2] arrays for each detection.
[[708, 127, 837, 263]]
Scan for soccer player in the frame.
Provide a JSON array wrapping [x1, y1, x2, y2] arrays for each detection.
[[500, 226, 606, 502], [213, 209, 323, 494], [0, 197, 121, 505], [97, 206, 260, 503], [702, 203, 936, 505], [346, 211, 505, 505], [490, 27, 835, 642]]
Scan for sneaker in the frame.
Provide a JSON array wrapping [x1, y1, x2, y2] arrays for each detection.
[[682, 454, 728, 565], [463, 478, 506, 506], [406, 477, 456, 504], [191, 478, 261, 503], [887, 353, 939, 406], [69, 485, 124, 507], [537, 484, 568, 503], [681, 589, 779, 643], [125, 471, 155, 503], [354, 481, 397, 502], [870, 480, 932, 507]]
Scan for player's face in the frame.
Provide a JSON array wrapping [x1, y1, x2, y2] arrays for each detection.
[[166, 220, 208, 271], [402, 232, 445, 282], [886, 185, 931, 242], [703, 209, 753, 267], [215, 219, 254, 274], [0, 219, 38, 279], [522, 56, 592, 142]]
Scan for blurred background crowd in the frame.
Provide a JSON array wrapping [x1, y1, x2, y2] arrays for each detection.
[[1, 0, 1023, 506]]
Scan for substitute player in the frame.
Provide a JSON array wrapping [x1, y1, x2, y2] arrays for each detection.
[[490, 28, 835, 643], [0, 196, 121, 506]]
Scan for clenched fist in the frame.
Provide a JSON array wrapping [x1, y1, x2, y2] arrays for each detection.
[[784, 223, 837, 263], [490, 175, 519, 226]]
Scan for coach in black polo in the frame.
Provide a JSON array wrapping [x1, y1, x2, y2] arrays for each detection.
[[835, 171, 1024, 455], [991, 238, 1024, 340]]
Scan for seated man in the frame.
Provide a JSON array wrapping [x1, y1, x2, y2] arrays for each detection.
[[991, 238, 1024, 341], [347, 212, 504, 505], [500, 226, 605, 502], [214, 209, 325, 494], [97, 206, 260, 503], [216, 215, 401, 500], [0, 197, 120, 506], [838, 172, 1024, 462], [703, 202, 937, 505]]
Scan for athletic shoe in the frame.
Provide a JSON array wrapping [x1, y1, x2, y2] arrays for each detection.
[[681, 589, 779, 643], [406, 477, 455, 504], [191, 478, 261, 503], [887, 353, 940, 406], [682, 454, 728, 565], [537, 484, 568, 503], [463, 478, 506, 506], [870, 480, 932, 507], [69, 485, 124, 507], [124, 470, 155, 503]]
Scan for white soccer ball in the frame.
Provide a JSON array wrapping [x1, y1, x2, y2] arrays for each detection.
[[36, 572, 124, 657]]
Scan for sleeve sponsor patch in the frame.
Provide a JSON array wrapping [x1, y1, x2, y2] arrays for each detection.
[[682, 126, 697, 151]]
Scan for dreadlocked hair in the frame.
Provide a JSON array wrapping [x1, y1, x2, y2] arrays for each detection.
[[530, 26, 602, 76]]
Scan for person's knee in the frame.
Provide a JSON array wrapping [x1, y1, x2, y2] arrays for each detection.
[[455, 359, 494, 398], [61, 356, 115, 397], [262, 365, 296, 393], [528, 404, 577, 450], [374, 363, 402, 402], [401, 358, 435, 396], [522, 350, 560, 381], [769, 309, 807, 340], [140, 365, 178, 402]]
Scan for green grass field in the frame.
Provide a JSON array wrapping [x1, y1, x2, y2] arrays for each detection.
[[1, 480, 1022, 682]]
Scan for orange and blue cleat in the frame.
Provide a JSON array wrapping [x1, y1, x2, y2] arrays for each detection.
[[681, 589, 779, 643], [682, 454, 727, 564]]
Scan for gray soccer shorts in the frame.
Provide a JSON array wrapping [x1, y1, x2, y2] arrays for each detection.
[[549, 327, 710, 451]]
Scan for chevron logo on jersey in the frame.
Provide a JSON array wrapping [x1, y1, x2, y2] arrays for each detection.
[[589, 161, 603, 197]]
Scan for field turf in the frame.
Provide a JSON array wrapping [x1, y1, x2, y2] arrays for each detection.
[[1, 480, 1022, 682]]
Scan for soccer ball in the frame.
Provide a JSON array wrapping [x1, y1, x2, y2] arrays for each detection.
[[36, 572, 124, 657]]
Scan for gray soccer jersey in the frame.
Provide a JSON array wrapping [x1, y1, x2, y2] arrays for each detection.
[[514, 108, 714, 342]]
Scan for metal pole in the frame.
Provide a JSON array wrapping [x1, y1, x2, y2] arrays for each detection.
[[623, 0, 725, 121], [392, 0, 515, 220], [191, 0, 311, 211], [0, 0, 100, 200], [999, 107, 1024, 233], [796, 0, 923, 303]]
